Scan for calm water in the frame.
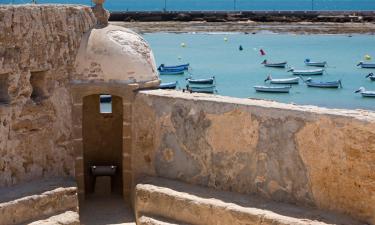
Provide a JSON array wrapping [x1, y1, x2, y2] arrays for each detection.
[[3, 0, 375, 11], [144, 33, 375, 110]]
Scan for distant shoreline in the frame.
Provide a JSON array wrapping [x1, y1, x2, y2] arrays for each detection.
[[112, 21, 375, 35]]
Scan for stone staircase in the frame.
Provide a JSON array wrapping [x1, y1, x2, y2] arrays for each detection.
[[134, 177, 365, 225], [0, 178, 79, 225]]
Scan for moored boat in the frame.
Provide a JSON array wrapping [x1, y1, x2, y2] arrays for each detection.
[[304, 78, 342, 88], [264, 75, 299, 84], [158, 63, 190, 71], [261, 60, 287, 68], [254, 85, 291, 93], [187, 76, 215, 85], [304, 59, 327, 67], [357, 61, 375, 68], [158, 67, 185, 75], [159, 81, 178, 89], [288, 68, 324, 76], [355, 87, 375, 97], [185, 84, 216, 94], [365, 72, 375, 81]]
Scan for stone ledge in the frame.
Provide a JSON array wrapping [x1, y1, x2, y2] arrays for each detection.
[[139, 215, 190, 225], [0, 178, 78, 225], [138, 89, 375, 122], [28, 211, 80, 225], [135, 177, 364, 225]]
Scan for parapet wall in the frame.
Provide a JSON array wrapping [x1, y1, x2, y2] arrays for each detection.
[[0, 5, 95, 187], [132, 90, 375, 224]]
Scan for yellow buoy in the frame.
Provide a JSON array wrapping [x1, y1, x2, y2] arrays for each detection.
[[365, 54, 372, 60], [224, 37, 228, 42], [181, 43, 186, 48]]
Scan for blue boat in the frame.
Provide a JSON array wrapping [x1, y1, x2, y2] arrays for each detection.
[[304, 59, 327, 67], [158, 63, 189, 71], [159, 81, 178, 89], [304, 78, 342, 88], [366, 72, 375, 81], [158, 67, 185, 75], [357, 61, 375, 68], [187, 76, 215, 85]]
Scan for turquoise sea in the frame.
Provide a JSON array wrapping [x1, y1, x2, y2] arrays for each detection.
[[3, 0, 375, 11], [144, 33, 375, 110]]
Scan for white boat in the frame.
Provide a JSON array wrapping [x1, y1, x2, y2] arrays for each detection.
[[254, 85, 291, 93], [355, 87, 375, 97], [264, 75, 299, 84], [304, 59, 327, 67], [357, 61, 375, 69], [261, 60, 287, 68], [288, 68, 324, 76]]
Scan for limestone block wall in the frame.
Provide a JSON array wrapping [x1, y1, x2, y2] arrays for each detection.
[[0, 5, 95, 187], [132, 90, 375, 224]]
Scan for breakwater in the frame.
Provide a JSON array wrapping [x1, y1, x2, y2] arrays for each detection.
[[110, 11, 375, 22]]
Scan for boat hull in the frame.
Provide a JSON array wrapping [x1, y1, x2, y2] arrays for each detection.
[[254, 86, 291, 93], [159, 82, 178, 89], [269, 77, 299, 84], [359, 64, 375, 68], [187, 85, 216, 93], [159, 63, 189, 71], [291, 69, 324, 76], [306, 82, 340, 88], [362, 92, 375, 97], [159, 70, 185, 75], [187, 78, 215, 85], [305, 62, 327, 67], [264, 62, 287, 68]]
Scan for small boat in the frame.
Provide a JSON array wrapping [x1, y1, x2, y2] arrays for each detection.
[[288, 68, 324, 76], [261, 60, 287, 68], [304, 78, 342, 88], [185, 85, 216, 94], [158, 63, 190, 71], [254, 85, 291, 93], [159, 81, 178, 89], [158, 67, 185, 75], [355, 87, 375, 97], [264, 75, 299, 84], [357, 61, 375, 69], [304, 59, 327, 67], [100, 95, 112, 103], [187, 76, 215, 85], [365, 72, 375, 81]]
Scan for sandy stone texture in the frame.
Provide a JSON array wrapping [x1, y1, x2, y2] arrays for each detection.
[[0, 5, 96, 187], [132, 90, 375, 225]]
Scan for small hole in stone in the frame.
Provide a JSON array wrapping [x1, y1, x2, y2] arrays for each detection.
[[99, 94, 112, 113], [0, 73, 10, 104], [30, 71, 49, 102]]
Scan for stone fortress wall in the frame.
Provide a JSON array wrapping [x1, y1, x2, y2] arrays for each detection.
[[0, 4, 374, 225], [0, 5, 96, 187], [132, 90, 375, 224]]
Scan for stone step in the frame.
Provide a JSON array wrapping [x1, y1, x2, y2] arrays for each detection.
[[0, 178, 78, 225], [138, 215, 190, 225], [27, 211, 80, 225], [135, 177, 365, 225]]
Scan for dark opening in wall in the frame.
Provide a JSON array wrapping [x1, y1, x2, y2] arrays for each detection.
[[0, 73, 10, 104], [100, 94, 112, 113], [30, 71, 49, 102]]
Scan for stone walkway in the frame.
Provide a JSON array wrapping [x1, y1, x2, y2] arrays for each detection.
[[80, 195, 136, 225]]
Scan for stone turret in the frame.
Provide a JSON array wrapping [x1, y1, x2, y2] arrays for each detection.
[[92, 0, 110, 27]]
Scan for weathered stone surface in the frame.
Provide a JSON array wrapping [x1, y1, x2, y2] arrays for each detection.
[[0, 5, 96, 187], [139, 215, 190, 225], [0, 178, 78, 225], [28, 211, 80, 225], [135, 177, 364, 225], [133, 90, 375, 224]]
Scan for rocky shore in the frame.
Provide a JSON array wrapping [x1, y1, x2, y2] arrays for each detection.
[[112, 21, 375, 34]]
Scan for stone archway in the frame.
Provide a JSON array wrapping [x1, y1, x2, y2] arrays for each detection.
[[71, 82, 135, 204]]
